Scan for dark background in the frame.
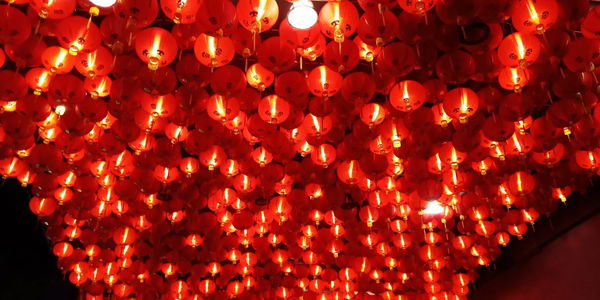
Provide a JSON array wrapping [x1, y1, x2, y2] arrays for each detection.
[[1, 177, 599, 299], [0, 178, 78, 300]]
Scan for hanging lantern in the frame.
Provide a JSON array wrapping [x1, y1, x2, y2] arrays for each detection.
[[311, 143, 336, 168], [246, 63, 275, 91], [442, 87, 479, 123], [498, 67, 530, 92], [398, 0, 437, 14], [307, 65, 343, 98], [135, 27, 179, 70], [237, 0, 279, 33], [160, 0, 202, 24], [498, 32, 541, 68], [42, 47, 75, 75], [56, 16, 102, 56], [30, 0, 76, 19], [511, 0, 559, 34], [360, 103, 386, 127], [84, 76, 112, 98], [390, 80, 427, 112], [257, 95, 290, 124], [318, 1, 359, 43], [26, 68, 53, 95], [75, 47, 114, 78], [194, 34, 235, 68], [206, 94, 240, 122]]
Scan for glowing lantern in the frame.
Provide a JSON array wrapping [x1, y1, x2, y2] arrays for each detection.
[[575, 149, 600, 170], [318, 1, 359, 43], [257, 95, 290, 124], [56, 16, 102, 56], [160, 0, 202, 24], [307, 65, 343, 98], [26, 68, 53, 95], [360, 103, 386, 127], [75, 47, 113, 78], [390, 80, 427, 112], [498, 67, 530, 92], [206, 94, 240, 122], [311, 143, 336, 168], [194, 34, 235, 68], [199, 145, 226, 170], [442, 87, 479, 123], [30, 0, 76, 19], [135, 27, 179, 70], [237, 0, 279, 33], [42, 47, 75, 75], [507, 171, 536, 195], [84, 76, 112, 98], [246, 63, 274, 91], [498, 32, 541, 68], [398, 0, 437, 14], [511, 0, 559, 34]]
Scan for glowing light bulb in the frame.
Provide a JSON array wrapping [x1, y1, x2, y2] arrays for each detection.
[[288, 1, 317, 30], [90, 0, 116, 7], [423, 200, 444, 216]]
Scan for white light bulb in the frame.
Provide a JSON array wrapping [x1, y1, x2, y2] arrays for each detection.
[[90, 0, 117, 8], [288, 1, 318, 30], [423, 200, 444, 216]]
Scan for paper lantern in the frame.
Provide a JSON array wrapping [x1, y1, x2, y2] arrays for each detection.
[[194, 34, 235, 68], [135, 27, 178, 70]]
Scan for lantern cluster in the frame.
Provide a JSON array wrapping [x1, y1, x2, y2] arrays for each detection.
[[1, 0, 599, 299]]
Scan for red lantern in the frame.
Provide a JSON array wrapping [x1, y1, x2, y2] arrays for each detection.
[[442, 88, 479, 123], [42, 47, 75, 75], [160, 0, 202, 24], [135, 27, 179, 70], [323, 40, 360, 74], [390, 80, 427, 112], [511, 0, 559, 34], [376, 42, 416, 75], [26, 68, 54, 95], [30, 0, 76, 19], [498, 67, 530, 92], [257, 95, 290, 124], [237, 0, 279, 33], [84, 76, 112, 98], [56, 16, 102, 56], [307, 66, 343, 98], [398, 0, 437, 14], [507, 171, 536, 195], [360, 103, 387, 127], [358, 9, 399, 46], [206, 94, 240, 122], [0, 5, 31, 44], [113, 0, 159, 29], [75, 47, 114, 78], [318, 1, 359, 42], [310, 143, 335, 168], [246, 63, 275, 91], [337, 160, 363, 185], [53, 242, 73, 258], [497, 32, 541, 68], [194, 34, 235, 68], [582, 6, 600, 39]]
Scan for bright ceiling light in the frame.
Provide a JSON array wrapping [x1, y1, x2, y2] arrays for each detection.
[[287, 0, 318, 30], [423, 200, 444, 216], [89, 0, 117, 8]]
